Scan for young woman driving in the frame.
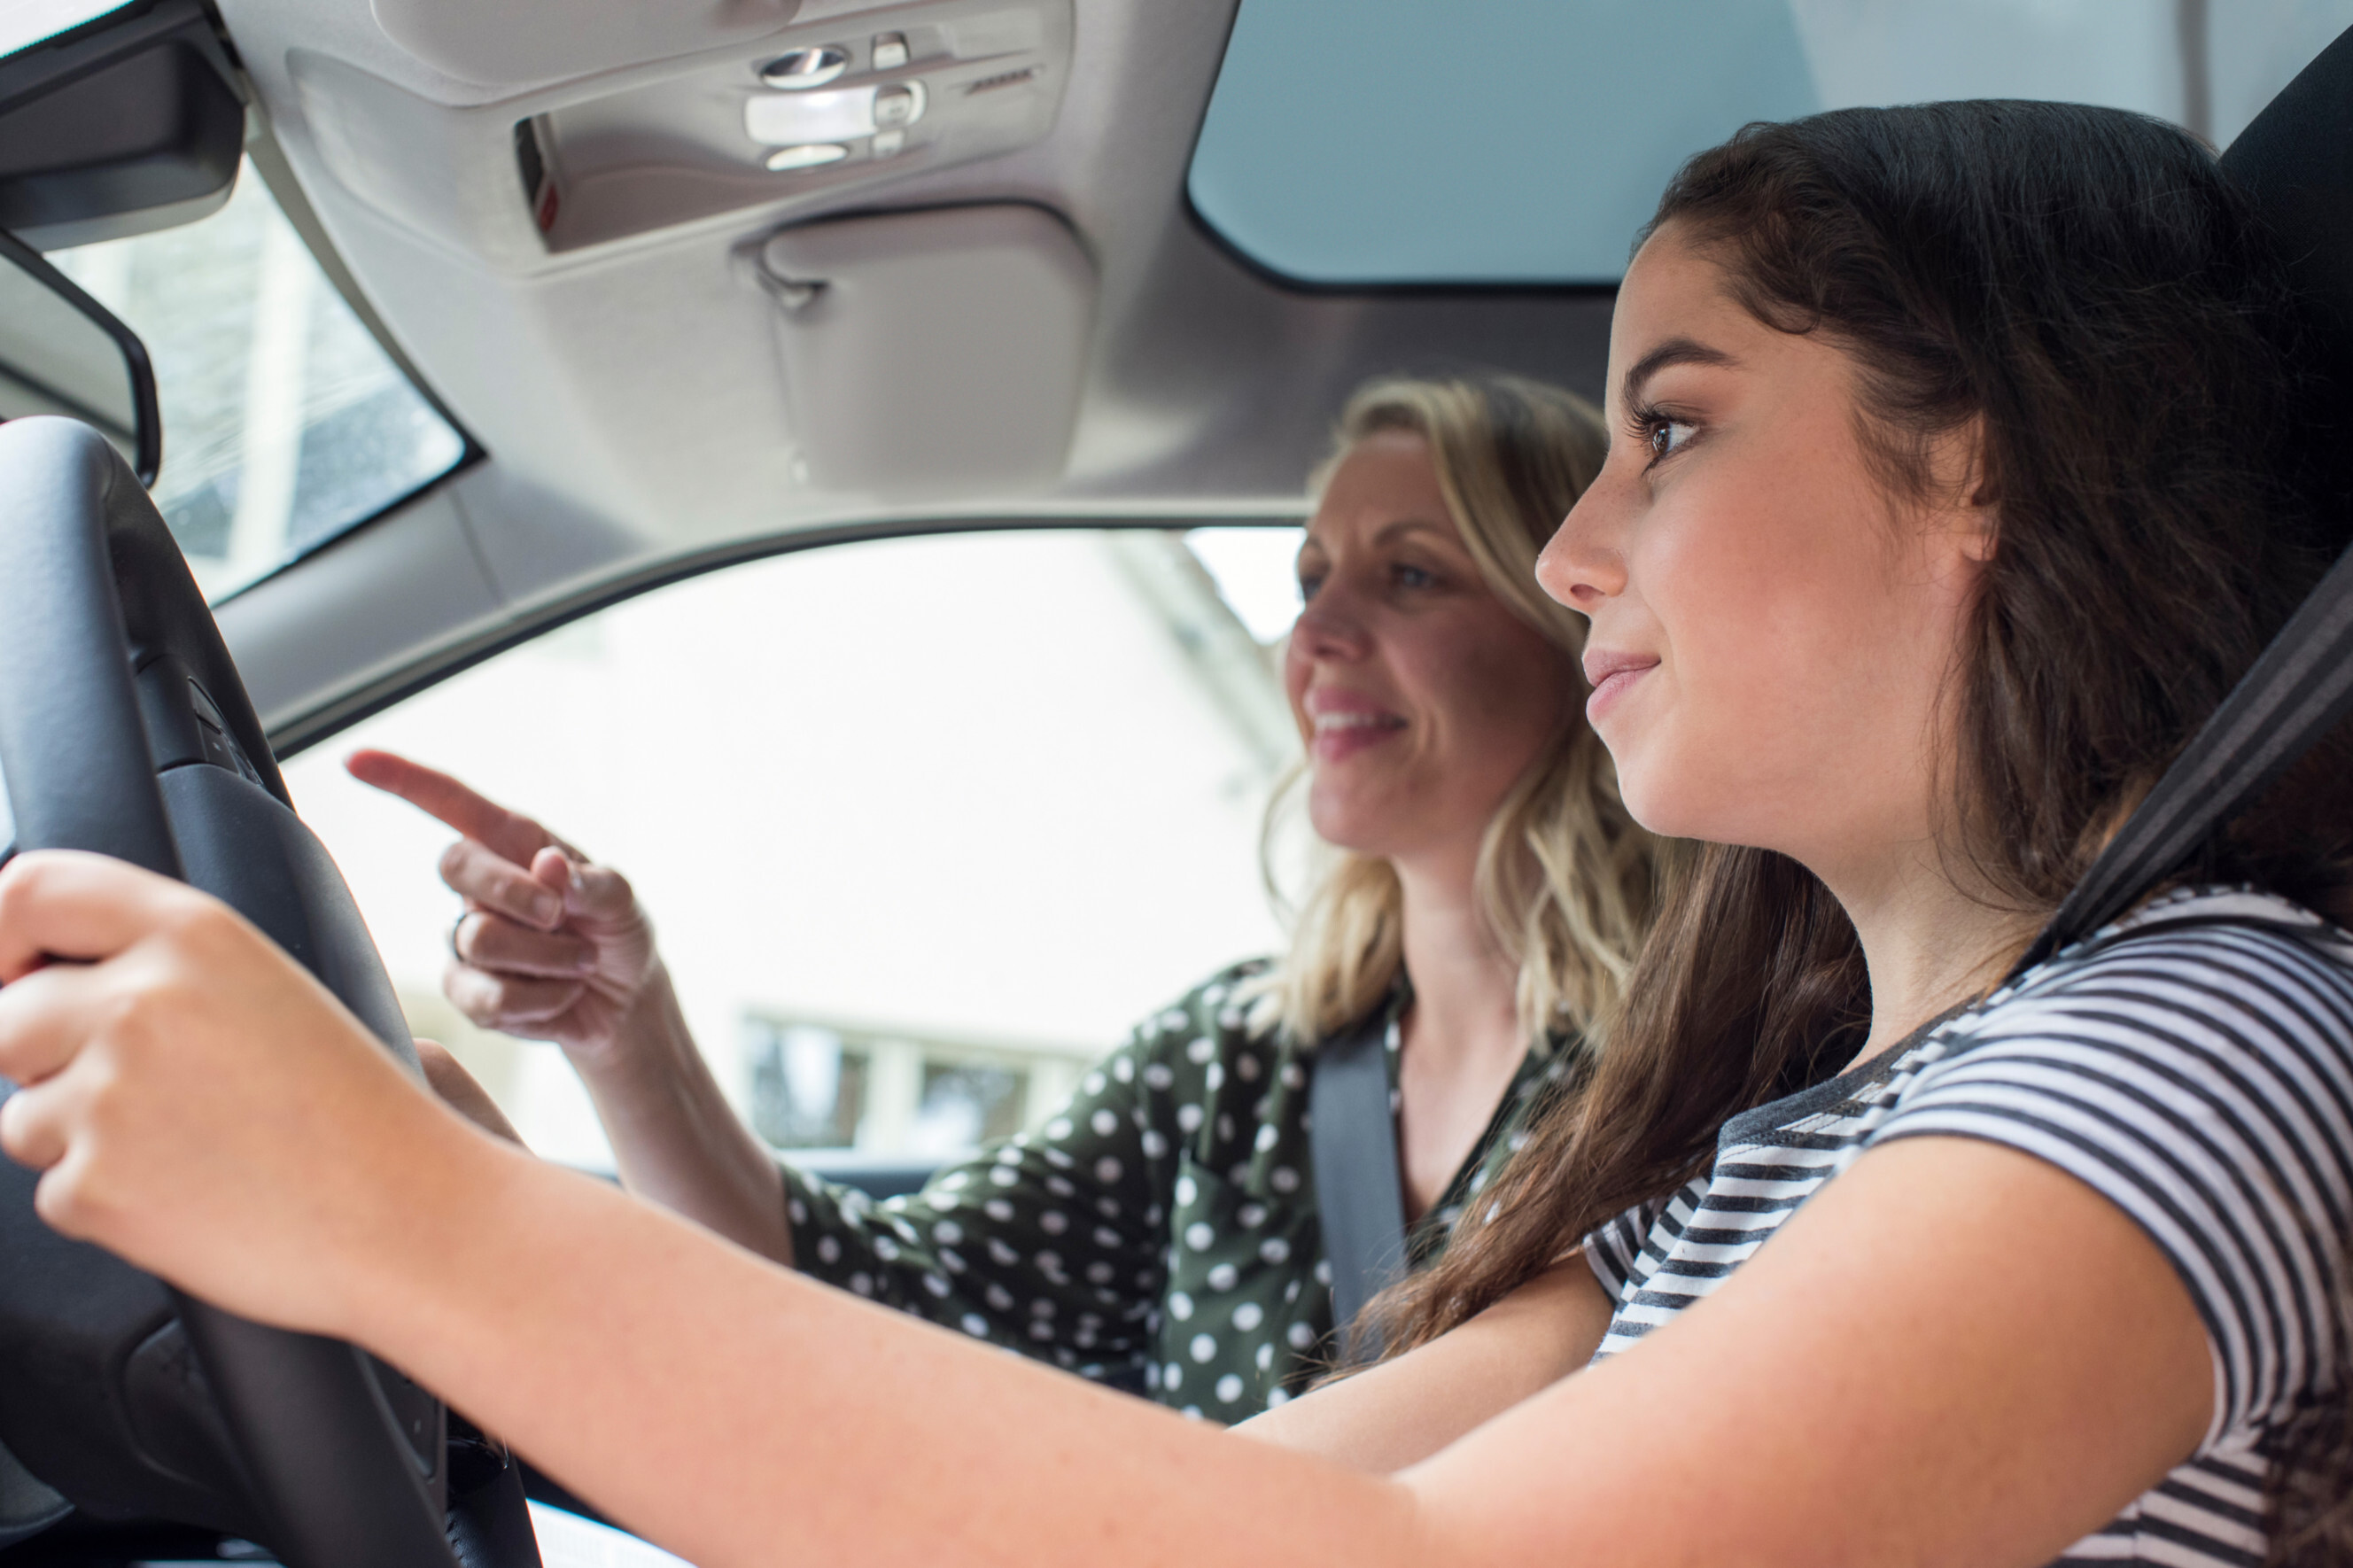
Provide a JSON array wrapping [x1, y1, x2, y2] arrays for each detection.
[[338, 373, 1659, 1418], [4, 101, 2352, 1568]]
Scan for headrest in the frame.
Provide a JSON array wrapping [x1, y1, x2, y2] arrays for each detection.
[[2223, 23, 2353, 438]]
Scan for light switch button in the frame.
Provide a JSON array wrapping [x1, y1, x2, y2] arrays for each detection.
[[872, 33, 909, 70], [874, 82, 927, 128]]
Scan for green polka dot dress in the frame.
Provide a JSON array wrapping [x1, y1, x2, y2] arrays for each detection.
[[780, 960, 1580, 1420]]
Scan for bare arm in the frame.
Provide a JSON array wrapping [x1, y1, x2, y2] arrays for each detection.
[[414, 1039, 522, 1143], [0, 855, 2218, 1568], [369, 1128, 2211, 1568], [558, 968, 791, 1263], [1235, 1259, 1612, 1472], [345, 750, 793, 1265]]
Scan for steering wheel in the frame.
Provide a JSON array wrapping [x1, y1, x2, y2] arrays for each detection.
[[0, 417, 539, 1568]]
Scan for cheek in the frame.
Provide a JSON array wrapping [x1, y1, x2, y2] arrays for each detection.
[[1641, 471, 1881, 711], [1400, 625, 1574, 772], [1617, 473, 1970, 842], [1605, 520, 1816, 837], [1280, 640, 1312, 729]]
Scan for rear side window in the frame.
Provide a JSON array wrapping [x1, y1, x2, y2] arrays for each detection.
[[48, 158, 468, 600]]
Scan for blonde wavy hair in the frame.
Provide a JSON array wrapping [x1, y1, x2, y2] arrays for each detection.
[[1259, 373, 1659, 1050]]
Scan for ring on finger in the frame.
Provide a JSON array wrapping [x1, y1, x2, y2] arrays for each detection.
[[449, 909, 470, 962]]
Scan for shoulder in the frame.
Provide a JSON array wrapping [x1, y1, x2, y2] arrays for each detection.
[[1124, 959, 1282, 1060], [1582, 1179, 1705, 1302], [1899, 887, 2353, 1136], [2061, 883, 2349, 975], [1938, 887, 2353, 1076], [1874, 890, 2353, 1439]]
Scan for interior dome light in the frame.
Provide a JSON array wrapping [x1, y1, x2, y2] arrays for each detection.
[[747, 87, 877, 145]]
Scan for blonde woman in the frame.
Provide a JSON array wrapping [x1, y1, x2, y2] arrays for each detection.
[[346, 372, 1656, 1418]]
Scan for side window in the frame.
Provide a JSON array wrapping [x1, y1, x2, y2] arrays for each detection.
[[283, 527, 1304, 1168]]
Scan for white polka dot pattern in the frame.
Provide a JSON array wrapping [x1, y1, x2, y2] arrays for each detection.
[[779, 959, 1578, 1418]]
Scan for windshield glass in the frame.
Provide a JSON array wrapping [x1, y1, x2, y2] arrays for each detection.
[[0, 0, 131, 57], [1190, 0, 2353, 285], [47, 159, 469, 600]]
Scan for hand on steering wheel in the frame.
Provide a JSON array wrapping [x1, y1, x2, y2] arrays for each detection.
[[345, 750, 659, 1066]]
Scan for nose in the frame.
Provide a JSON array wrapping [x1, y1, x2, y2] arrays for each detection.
[[1289, 578, 1371, 662], [1535, 483, 1629, 614]]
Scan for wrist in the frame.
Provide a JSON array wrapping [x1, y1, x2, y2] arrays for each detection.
[[326, 1080, 527, 1347], [561, 962, 687, 1089], [335, 1120, 570, 1378]]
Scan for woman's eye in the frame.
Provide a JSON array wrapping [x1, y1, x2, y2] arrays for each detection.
[[1393, 563, 1437, 590], [1646, 418, 1696, 462], [1297, 570, 1324, 601]]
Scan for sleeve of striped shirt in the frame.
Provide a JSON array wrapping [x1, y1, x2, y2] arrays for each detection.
[[1868, 920, 2353, 1447], [1583, 1193, 1674, 1304]]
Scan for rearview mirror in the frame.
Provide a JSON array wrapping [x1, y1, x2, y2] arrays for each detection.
[[0, 226, 159, 485]]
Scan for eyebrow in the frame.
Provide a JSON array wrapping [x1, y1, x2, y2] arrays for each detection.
[[1300, 517, 1456, 555], [1621, 337, 1738, 405], [1371, 517, 1455, 548]]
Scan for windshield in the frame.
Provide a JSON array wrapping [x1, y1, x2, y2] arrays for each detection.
[[46, 159, 469, 600], [0, 0, 133, 57], [1190, 0, 2353, 285]]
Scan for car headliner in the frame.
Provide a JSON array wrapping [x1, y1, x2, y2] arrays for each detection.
[[204, 0, 1613, 751]]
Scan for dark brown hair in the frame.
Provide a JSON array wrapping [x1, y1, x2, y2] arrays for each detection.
[[1370, 103, 2353, 1442]]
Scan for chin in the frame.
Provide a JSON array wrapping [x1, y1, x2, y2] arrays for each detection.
[[1305, 810, 1381, 858], [1607, 743, 1715, 842], [1619, 763, 1794, 851], [1304, 788, 1396, 859], [1613, 788, 1684, 840]]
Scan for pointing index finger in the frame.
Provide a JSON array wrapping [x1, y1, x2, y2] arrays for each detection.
[[344, 749, 570, 867]]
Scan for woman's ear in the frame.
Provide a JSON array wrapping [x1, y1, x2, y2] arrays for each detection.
[[1932, 417, 2000, 563], [1955, 495, 1999, 563]]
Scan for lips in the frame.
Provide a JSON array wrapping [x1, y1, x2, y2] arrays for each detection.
[[1581, 648, 1659, 720], [1315, 710, 1396, 732], [1302, 688, 1406, 760]]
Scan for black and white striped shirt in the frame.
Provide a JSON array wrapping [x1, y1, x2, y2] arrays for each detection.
[[1584, 887, 2353, 1566]]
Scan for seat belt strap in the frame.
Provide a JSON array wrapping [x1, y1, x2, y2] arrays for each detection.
[[1309, 1013, 1409, 1362], [2013, 536, 2353, 978]]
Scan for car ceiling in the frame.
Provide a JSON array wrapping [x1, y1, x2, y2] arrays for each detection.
[[206, 0, 1613, 746]]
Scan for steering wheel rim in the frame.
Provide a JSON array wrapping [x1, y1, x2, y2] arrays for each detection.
[[0, 416, 499, 1568]]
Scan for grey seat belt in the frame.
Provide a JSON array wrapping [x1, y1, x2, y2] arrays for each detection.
[[1309, 1014, 1409, 1362]]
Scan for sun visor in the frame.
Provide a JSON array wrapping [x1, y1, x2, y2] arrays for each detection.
[[369, 0, 799, 87], [759, 204, 1091, 498]]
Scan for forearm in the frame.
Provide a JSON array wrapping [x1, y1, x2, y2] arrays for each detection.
[[0, 856, 2218, 1568], [566, 968, 792, 1266], [1234, 1261, 1610, 1473], [361, 1137, 1428, 1568]]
